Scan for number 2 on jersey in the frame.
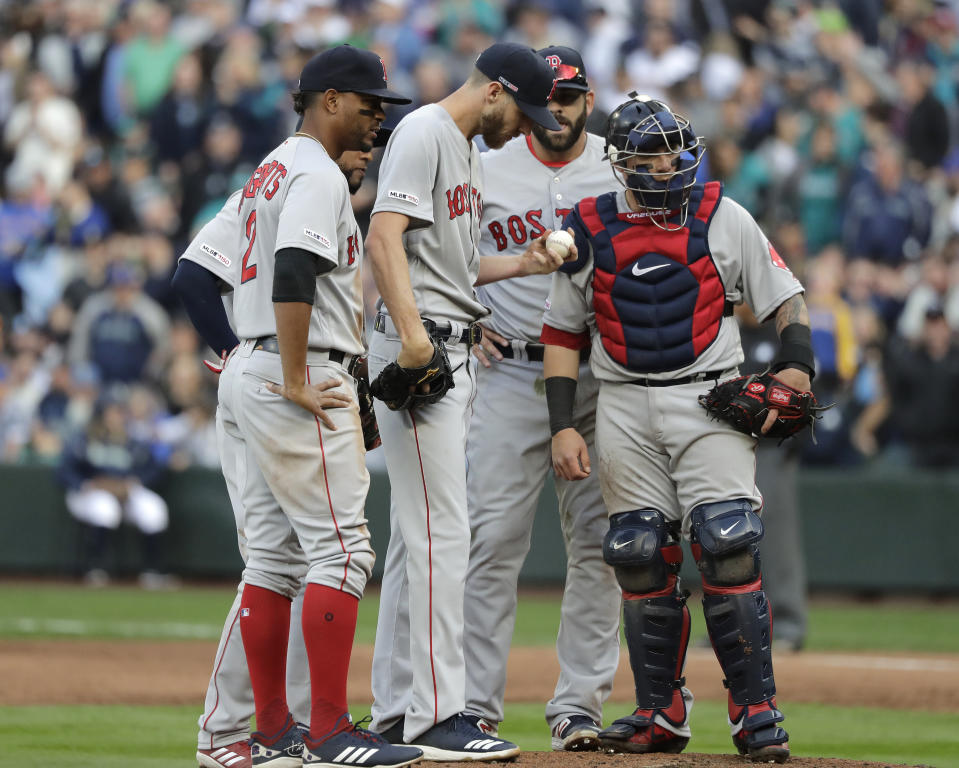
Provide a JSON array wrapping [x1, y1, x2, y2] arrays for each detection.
[[241, 209, 257, 283]]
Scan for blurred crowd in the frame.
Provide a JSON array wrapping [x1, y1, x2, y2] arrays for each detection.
[[2, 0, 959, 481]]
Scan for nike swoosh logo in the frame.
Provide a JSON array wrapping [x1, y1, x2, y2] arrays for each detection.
[[720, 521, 741, 536], [632, 263, 670, 277], [612, 538, 634, 550]]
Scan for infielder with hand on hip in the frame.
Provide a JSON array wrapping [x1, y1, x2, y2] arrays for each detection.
[[173, 137, 389, 768], [364, 42, 573, 763], [543, 94, 817, 763], [213, 45, 423, 768], [463, 45, 621, 752]]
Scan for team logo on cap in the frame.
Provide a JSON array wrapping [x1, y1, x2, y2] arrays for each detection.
[[545, 54, 562, 69], [380, 57, 388, 83]]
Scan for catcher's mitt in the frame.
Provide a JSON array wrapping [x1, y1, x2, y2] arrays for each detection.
[[353, 357, 381, 451], [699, 371, 826, 442], [370, 340, 455, 411]]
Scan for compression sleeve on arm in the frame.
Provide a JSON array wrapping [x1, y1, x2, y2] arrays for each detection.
[[273, 247, 333, 304], [171, 259, 240, 355]]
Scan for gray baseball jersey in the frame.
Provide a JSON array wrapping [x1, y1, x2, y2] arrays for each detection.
[[544, 188, 804, 525], [544, 191, 804, 383], [216, 133, 375, 749], [372, 104, 488, 325], [464, 132, 621, 737], [369, 104, 501, 745], [179, 189, 315, 754], [233, 136, 366, 356], [475, 133, 612, 341]]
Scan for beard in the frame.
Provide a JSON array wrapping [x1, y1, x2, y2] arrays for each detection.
[[479, 104, 515, 149], [347, 170, 364, 194], [532, 104, 587, 153]]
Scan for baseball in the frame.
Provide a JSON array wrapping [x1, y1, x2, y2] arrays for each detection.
[[546, 230, 574, 260]]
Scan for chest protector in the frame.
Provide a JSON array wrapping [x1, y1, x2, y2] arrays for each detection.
[[578, 182, 726, 373]]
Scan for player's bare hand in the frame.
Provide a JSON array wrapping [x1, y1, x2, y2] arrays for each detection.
[[267, 378, 351, 428], [519, 228, 578, 276], [551, 428, 591, 481], [473, 324, 507, 368], [761, 367, 812, 434]]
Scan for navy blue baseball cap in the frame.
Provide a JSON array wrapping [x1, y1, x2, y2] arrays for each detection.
[[475, 43, 561, 131], [298, 44, 411, 104], [537, 45, 589, 91]]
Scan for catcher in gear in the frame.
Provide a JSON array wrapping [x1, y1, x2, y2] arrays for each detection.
[[542, 94, 817, 763]]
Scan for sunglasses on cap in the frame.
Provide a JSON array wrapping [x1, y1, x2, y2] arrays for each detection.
[[554, 63, 582, 81]]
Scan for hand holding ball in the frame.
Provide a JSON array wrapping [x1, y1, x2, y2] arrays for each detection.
[[545, 230, 575, 261]]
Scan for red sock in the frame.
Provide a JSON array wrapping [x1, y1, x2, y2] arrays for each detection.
[[240, 584, 292, 738], [303, 583, 358, 739]]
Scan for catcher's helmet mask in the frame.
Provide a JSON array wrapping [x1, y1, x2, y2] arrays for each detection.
[[605, 92, 705, 231]]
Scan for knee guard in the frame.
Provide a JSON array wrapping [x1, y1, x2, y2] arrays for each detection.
[[604, 510, 690, 710], [689, 499, 763, 589], [603, 509, 682, 595]]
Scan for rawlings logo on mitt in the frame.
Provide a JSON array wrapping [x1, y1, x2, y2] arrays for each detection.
[[699, 371, 828, 442], [370, 339, 455, 411]]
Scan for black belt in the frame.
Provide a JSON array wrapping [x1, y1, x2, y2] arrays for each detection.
[[253, 336, 360, 376], [629, 368, 727, 387], [373, 314, 483, 346], [493, 340, 590, 363]]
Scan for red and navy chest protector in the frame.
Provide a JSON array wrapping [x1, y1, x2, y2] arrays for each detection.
[[564, 181, 727, 373]]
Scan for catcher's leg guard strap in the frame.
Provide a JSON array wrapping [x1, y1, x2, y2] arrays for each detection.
[[623, 591, 691, 710], [603, 509, 682, 595], [703, 590, 776, 705], [690, 499, 763, 588]]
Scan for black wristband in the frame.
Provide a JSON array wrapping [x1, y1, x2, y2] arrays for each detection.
[[773, 323, 816, 380], [545, 376, 577, 436]]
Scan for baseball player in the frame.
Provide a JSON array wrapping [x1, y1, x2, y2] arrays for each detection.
[[462, 46, 621, 751], [215, 45, 423, 768], [364, 42, 569, 761], [542, 95, 813, 763], [173, 140, 387, 768]]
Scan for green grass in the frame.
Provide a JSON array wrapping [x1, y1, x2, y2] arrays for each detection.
[[0, 701, 954, 768], [3, 582, 959, 652], [1, 582, 957, 766]]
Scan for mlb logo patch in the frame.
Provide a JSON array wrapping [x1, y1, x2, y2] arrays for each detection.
[[304, 228, 332, 248], [240, 608, 250, 617], [388, 190, 419, 205], [201, 243, 230, 267]]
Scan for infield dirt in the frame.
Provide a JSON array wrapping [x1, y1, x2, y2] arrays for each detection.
[[2, 640, 953, 767]]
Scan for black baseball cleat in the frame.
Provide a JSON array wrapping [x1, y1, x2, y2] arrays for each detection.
[[408, 712, 520, 761], [730, 699, 790, 763], [551, 714, 602, 751]]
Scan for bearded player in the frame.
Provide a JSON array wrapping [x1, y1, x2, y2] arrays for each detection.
[[462, 46, 620, 752]]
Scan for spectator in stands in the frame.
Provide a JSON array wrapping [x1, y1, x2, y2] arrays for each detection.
[[798, 120, 844, 253], [149, 52, 212, 169], [619, 17, 700, 103], [2, 70, 83, 196], [123, 0, 185, 117], [57, 389, 170, 586], [894, 57, 949, 172], [842, 140, 932, 265], [882, 304, 959, 467], [68, 261, 170, 384]]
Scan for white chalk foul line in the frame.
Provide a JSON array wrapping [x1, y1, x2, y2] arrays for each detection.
[[1, 617, 222, 640]]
